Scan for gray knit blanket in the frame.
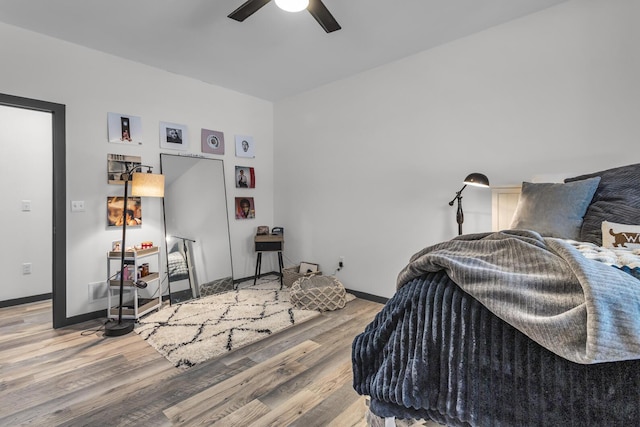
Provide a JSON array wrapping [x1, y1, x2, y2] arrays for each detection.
[[396, 229, 640, 364]]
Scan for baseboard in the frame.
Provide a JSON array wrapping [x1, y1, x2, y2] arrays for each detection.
[[345, 289, 388, 304], [0, 293, 52, 308], [60, 309, 105, 327]]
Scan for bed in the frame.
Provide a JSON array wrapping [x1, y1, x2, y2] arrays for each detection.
[[352, 163, 640, 426]]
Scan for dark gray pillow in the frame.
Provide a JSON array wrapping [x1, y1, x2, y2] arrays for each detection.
[[509, 177, 601, 239], [565, 163, 640, 245]]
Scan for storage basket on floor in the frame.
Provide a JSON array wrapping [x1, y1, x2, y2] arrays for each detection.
[[283, 265, 321, 288], [290, 275, 346, 311]]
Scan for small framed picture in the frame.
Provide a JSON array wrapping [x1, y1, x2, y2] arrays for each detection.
[[235, 166, 255, 188], [160, 122, 188, 151], [107, 113, 142, 145], [201, 128, 225, 155], [235, 135, 255, 158], [235, 197, 255, 219], [107, 196, 142, 228], [107, 154, 141, 184]]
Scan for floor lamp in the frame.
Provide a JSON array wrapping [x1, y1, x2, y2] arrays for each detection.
[[448, 173, 490, 236], [105, 165, 165, 337]]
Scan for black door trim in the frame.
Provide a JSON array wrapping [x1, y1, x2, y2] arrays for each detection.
[[0, 93, 67, 328]]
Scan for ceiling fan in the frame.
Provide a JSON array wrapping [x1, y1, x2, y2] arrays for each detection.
[[228, 0, 341, 33]]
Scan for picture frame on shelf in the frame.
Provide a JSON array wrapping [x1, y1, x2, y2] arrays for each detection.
[[160, 121, 188, 151]]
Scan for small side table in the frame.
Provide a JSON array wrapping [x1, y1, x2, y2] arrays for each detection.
[[254, 235, 284, 289]]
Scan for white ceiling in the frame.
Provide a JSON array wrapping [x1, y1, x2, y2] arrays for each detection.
[[0, 0, 567, 101]]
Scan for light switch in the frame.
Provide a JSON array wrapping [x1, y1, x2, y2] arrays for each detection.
[[21, 200, 31, 211], [71, 201, 85, 212]]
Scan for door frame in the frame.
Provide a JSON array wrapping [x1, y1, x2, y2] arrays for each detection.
[[0, 93, 66, 328]]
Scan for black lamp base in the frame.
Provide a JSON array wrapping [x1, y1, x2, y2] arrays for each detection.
[[104, 320, 135, 337]]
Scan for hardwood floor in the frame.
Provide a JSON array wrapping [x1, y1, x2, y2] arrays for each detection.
[[0, 296, 385, 426]]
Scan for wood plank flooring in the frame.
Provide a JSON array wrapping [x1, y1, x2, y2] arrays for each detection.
[[0, 296, 386, 426]]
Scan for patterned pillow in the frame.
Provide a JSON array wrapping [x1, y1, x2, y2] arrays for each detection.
[[602, 221, 640, 249], [565, 163, 640, 245]]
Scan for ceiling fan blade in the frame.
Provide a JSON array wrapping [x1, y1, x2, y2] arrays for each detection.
[[228, 0, 272, 22], [307, 0, 341, 33]]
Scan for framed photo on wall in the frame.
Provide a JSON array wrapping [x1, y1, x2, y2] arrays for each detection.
[[201, 128, 225, 155], [235, 197, 255, 219], [107, 112, 143, 145], [107, 196, 142, 228], [235, 135, 255, 158], [235, 166, 255, 188], [160, 121, 188, 151], [107, 154, 141, 184]]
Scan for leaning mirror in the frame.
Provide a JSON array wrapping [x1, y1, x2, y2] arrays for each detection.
[[160, 154, 233, 304]]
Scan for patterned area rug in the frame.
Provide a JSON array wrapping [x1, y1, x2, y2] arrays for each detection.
[[135, 276, 323, 368]]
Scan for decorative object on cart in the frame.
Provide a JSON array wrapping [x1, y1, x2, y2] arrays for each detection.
[[107, 112, 142, 145], [228, 0, 341, 33], [201, 128, 225, 155], [234, 135, 255, 158], [290, 275, 347, 311], [161, 154, 233, 304], [256, 225, 269, 235], [448, 172, 490, 235], [105, 164, 164, 337], [235, 165, 255, 188], [159, 121, 188, 151]]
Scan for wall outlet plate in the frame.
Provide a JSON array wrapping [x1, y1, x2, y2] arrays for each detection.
[[71, 200, 85, 212]]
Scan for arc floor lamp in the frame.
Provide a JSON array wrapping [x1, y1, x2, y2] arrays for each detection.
[[105, 164, 164, 337], [449, 173, 490, 236]]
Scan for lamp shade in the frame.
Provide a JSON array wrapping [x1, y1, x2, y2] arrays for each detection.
[[275, 0, 309, 12], [463, 173, 490, 188], [131, 172, 165, 197]]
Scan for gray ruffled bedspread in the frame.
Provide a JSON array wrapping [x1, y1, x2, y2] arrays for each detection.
[[352, 230, 640, 425]]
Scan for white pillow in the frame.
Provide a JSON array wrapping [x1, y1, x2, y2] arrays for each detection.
[[601, 221, 640, 249]]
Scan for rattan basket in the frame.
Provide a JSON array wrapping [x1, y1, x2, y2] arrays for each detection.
[[283, 264, 321, 288], [290, 275, 346, 311]]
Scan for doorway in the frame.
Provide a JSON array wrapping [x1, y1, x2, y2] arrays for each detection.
[[0, 93, 66, 328]]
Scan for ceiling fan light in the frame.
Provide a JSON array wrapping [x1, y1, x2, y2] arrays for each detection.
[[275, 0, 309, 13]]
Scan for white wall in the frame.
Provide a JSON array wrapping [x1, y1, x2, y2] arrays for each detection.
[[274, 0, 640, 298], [0, 22, 274, 318], [0, 106, 52, 301]]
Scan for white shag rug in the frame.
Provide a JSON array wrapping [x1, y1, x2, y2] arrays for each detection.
[[135, 277, 328, 368]]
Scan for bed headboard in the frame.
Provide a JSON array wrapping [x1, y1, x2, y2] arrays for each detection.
[[491, 186, 522, 231]]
